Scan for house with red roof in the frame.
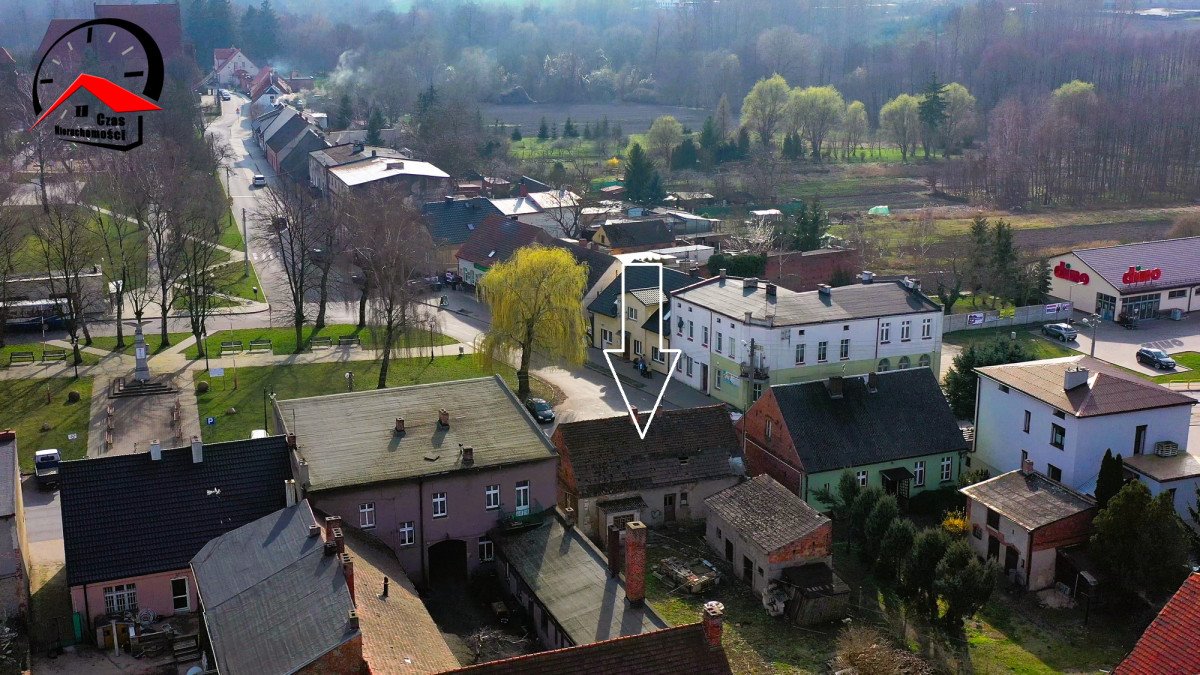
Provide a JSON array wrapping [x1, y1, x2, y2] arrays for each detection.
[[249, 68, 291, 118], [212, 47, 258, 89], [455, 215, 555, 286], [1115, 572, 1200, 674]]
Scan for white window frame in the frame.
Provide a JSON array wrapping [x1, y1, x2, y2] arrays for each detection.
[[104, 583, 138, 615], [880, 322, 890, 343], [839, 338, 850, 360], [702, 326, 709, 346], [688, 320, 694, 339], [686, 356, 694, 377], [921, 317, 932, 339], [715, 332, 723, 353], [795, 343, 805, 364], [515, 480, 530, 516], [752, 382, 763, 401], [855, 470, 868, 487], [940, 456, 952, 482], [634, 339, 643, 356], [479, 537, 495, 562], [626, 306, 637, 320], [432, 492, 448, 518], [485, 484, 500, 510], [171, 577, 190, 612], [901, 320, 911, 341], [359, 502, 376, 529], [652, 346, 664, 363], [913, 461, 925, 487], [714, 369, 722, 390], [817, 341, 828, 363], [399, 521, 415, 546], [601, 328, 613, 344]]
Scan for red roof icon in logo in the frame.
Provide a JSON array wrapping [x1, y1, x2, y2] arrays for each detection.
[[30, 73, 161, 130]]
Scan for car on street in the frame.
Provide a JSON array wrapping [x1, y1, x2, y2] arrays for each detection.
[[34, 449, 60, 490], [220, 90, 231, 101], [1042, 322, 1078, 341], [1137, 347, 1177, 370], [525, 398, 555, 423], [252, 174, 267, 188]]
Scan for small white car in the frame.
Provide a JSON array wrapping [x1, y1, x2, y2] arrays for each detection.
[[251, 174, 267, 188]]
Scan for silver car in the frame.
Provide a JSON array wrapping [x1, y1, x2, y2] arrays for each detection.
[[1042, 323, 1077, 341]]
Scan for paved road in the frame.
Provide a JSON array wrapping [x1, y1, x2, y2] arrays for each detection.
[[22, 476, 63, 564]]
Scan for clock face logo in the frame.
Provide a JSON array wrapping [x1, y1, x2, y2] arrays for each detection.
[[29, 18, 164, 151]]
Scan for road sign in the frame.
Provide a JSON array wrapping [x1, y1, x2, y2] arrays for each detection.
[[66, 433, 78, 441], [209, 368, 225, 378], [206, 416, 216, 426]]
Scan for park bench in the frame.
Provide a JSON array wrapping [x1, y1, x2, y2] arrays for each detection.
[[309, 337, 332, 350], [8, 351, 34, 365], [337, 336, 361, 348], [248, 339, 272, 353], [42, 348, 67, 362], [220, 340, 243, 355]]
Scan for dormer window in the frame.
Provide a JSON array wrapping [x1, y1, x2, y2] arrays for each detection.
[[487, 250, 496, 258]]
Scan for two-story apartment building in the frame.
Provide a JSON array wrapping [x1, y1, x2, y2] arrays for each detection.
[[973, 356, 1196, 494], [589, 264, 695, 376], [275, 376, 559, 586], [671, 273, 943, 410]]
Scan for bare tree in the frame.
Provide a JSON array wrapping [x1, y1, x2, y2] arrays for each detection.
[[0, 194, 18, 349], [256, 181, 324, 352], [465, 627, 529, 664], [175, 181, 230, 358], [34, 183, 99, 364]]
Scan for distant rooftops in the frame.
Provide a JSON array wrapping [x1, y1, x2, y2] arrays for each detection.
[[328, 156, 449, 187]]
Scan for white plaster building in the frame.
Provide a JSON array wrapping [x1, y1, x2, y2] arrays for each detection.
[[1047, 237, 1200, 320]]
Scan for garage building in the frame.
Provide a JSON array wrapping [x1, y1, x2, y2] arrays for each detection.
[[1047, 237, 1200, 320]]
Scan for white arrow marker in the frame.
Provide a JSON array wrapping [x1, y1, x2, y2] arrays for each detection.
[[604, 262, 682, 440]]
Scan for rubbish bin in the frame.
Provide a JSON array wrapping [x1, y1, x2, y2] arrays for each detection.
[[1172, 308, 1183, 321]]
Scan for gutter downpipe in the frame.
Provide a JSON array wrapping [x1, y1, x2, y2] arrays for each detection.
[[419, 477, 426, 585]]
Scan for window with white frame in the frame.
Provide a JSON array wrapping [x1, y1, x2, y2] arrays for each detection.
[[878, 358, 890, 372], [399, 521, 415, 546], [515, 480, 530, 515], [485, 484, 500, 510], [172, 578, 189, 611], [817, 341, 828, 362], [715, 332, 723, 353], [676, 355, 683, 372], [626, 306, 637, 320], [104, 584, 138, 615], [479, 537, 495, 562], [940, 456, 952, 482], [634, 339, 643, 355], [688, 321, 694, 339], [795, 343, 805, 364], [727, 336, 735, 360], [432, 492, 447, 518], [652, 346, 664, 363], [752, 382, 763, 402], [913, 461, 926, 486], [921, 318, 932, 339], [702, 326, 709, 345], [601, 328, 613, 344], [715, 369, 724, 390], [901, 320, 911, 341], [359, 502, 376, 529], [919, 354, 930, 368], [686, 356, 694, 377], [839, 338, 850, 360], [880, 322, 890, 343], [855, 470, 868, 487]]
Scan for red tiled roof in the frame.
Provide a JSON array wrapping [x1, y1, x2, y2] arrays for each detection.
[[1116, 573, 1200, 674], [444, 623, 733, 674], [214, 47, 237, 63], [455, 215, 551, 267]]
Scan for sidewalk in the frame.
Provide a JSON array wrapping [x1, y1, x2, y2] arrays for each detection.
[[584, 347, 722, 410]]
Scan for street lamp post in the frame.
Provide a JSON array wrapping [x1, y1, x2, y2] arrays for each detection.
[[202, 328, 210, 371], [241, 207, 249, 277], [70, 337, 79, 378]]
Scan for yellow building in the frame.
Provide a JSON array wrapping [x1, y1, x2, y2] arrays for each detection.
[[587, 266, 695, 375]]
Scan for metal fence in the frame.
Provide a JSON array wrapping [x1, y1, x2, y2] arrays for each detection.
[[942, 302, 1074, 335]]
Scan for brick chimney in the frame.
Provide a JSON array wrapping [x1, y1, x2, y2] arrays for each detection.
[[629, 406, 639, 426], [462, 446, 474, 466], [438, 408, 450, 427], [191, 436, 203, 463], [324, 515, 341, 540], [341, 553, 355, 604], [1022, 458, 1035, 476], [607, 525, 621, 578], [625, 521, 647, 606], [347, 609, 359, 630], [702, 601, 725, 650], [394, 417, 405, 434], [333, 528, 344, 554], [765, 283, 777, 297], [286, 433, 297, 448], [150, 440, 162, 461]]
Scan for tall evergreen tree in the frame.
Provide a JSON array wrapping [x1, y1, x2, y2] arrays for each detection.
[[582, 122, 592, 140], [209, 0, 237, 54], [563, 117, 578, 138], [671, 137, 699, 171], [537, 117, 549, 140], [991, 219, 1019, 304], [789, 198, 830, 252], [623, 142, 656, 203], [335, 94, 353, 130], [366, 108, 385, 146], [918, 77, 948, 159], [240, 4, 260, 55], [1095, 450, 1124, 509], [510, 126, 522, 141], [736, 127, 751, 157], [256, 0, 281, 58], [967, 215, 991, 303]]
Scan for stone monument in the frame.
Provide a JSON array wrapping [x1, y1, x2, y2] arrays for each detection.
[[131, 322, 151, 383]]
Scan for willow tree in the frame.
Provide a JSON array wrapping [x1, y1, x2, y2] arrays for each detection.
[[478, 246, 587, 400]]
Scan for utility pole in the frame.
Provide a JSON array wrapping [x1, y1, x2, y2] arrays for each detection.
[[242, 207, 249, 276]]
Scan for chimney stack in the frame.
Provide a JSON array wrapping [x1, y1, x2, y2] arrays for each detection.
[[438, 409, 450, 428], [308, 524, 321, 538], [867, 371, 879, 393], [861, 270, 874, 284], [191, 436, 203, 463], [285, 479, 296, 507], [818, 284, 832, 296], [702, 601, 725, 650], [1021, 458, 1035, 476], [624, 521, 647, 606], [607, 525, 621, 578], [744, 277, 759, 290], [333, 528, 344, 555], [564, 507, 576, 529], [286, 433, 297, 448], [150, 440, 162, 461], [347, 609, 359, 630], [629, 406, 639, 426], [827, 376, 845, 399], [394, 417, 405, 434], [342, 553, 355, 604], [462, 446, 474, 467], [325, 515, 341, 541], [382, 576, 389, 598], [1064, 365, 1089, 391], [765, 283, 777, 297]]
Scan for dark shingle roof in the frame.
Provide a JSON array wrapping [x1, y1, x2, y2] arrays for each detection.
[[0, 438, 14, 518], [422, 198, 505, 245], [279, 129, 329, 181], [265, 115, 309, 154], [61, 437, 291, 586], [554, 406, 738, 498], [495, 514, 666, 644], [599, 220, 675, 249], [977, 356, 1195, 418], [456, 215, 550, 267], [771, 369, 967, 475], [705, 475, 830, 554], [544, 240, 617, 296], [191, 502, 358, 675], [587, 265, 694, 317], [1074, 237, 1200, 292], [1116, 573, 1200, 675], [444, 623, 733, 674], [960, 469, 1095, 531], [674, 277, 940, 325]]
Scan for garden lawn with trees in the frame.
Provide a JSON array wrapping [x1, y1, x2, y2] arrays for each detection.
[[185, 324, 454, 359], [0, 377, 92, 470]]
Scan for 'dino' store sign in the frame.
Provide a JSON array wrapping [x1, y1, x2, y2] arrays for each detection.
[[1121, 265, 1163, 285], [1053, 261, 1089, 285]]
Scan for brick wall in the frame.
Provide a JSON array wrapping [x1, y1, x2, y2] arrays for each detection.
[[738, 394, 804, 494], [297, 634, 364, 674], [766, 522, 832, 565], [764, 248, 862, 293], [552, 430, 578, 513], [1031, 508, 1096, 552]]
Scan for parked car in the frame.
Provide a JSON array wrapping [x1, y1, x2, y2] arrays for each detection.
[[1042, 323, 1078, 342], [34, 449, 60, 490], [525, 398, 555, 423], [220, 91, 231, 101], [251, 174, 267, 188], [1137, 347, 1176, 370]]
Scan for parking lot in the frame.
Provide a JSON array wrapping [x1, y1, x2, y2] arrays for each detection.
[[1067, 311, 1200, 375]]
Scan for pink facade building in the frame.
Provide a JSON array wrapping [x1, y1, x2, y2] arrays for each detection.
[[275, 376, 559, 585]]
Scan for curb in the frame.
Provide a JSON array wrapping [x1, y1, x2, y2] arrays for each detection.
[[584, 359, 649, 390]]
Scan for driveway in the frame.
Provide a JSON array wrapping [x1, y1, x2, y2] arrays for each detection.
[[1071, 312, 1200, 375], [22, 475, 63, 565]]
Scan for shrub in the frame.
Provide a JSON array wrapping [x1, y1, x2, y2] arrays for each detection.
[[66, 390, 81, 403], [196, 380, 210, 394], [835, 625, 933, 675], [941, 508, 970, 537]]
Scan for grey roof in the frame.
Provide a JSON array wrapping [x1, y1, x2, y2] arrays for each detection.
[[705, 475, 830, 554], [259, 106, 299, 145], [1073, 237, 1200, 292], [60, 437, 292, 586], [279, 129, 329, 181], [251, 106, 282, 133], [495, 513, 666, 645], [596, 495, 647, 512], [277, 376, 557, 492], [977, 356, 1196, 418], [421, 197, 505, 245], [310, 143, 404, 168], [192, 502, 358, 675], [1122, 452, 1200, 482], [598, 220, 675, 249], [554, 407, 739, 498], [674, 277, 940, 326], [0, 439, 14, 518], [587, 266, 694, 318], [961, 469, 1096, 531], [770, 369, 967, 475], [265, 115, 310, 154]]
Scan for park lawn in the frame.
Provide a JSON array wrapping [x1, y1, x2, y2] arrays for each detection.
[[0, 342, 99, 368], [193, 356, 555, 443], [942, 326, 1077, 361], [88, 332, 191, 354], [0, 376, 92, 470], [185, 324, 456, 359], [216, 262, 264, 303]]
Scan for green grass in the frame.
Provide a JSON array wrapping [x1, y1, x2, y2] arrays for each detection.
[[509, 137, 615, 160], [1152, 350, 1200, 383], [88, 332, 191, 355], [215, 261, 264, 303], [0, 342, 99, 368], [185, 324, 456, 359], [0, 377, 92, 470], [943, 326, 1077, 360], [193, 356, 554, 443]]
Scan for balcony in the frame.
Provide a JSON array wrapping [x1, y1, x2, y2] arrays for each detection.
[[497, 500, 550, 533], [740, 364, 770, 381]]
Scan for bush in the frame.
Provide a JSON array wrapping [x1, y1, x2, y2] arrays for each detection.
[[835, 626, 933, 675], [196, 380, 210, 394], [941, 508, 970, 537], [907, 487, 965, 518], [66, 390, 80, 403]]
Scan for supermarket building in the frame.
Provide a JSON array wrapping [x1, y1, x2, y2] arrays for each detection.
[[1047, 238, 1200, 321]]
